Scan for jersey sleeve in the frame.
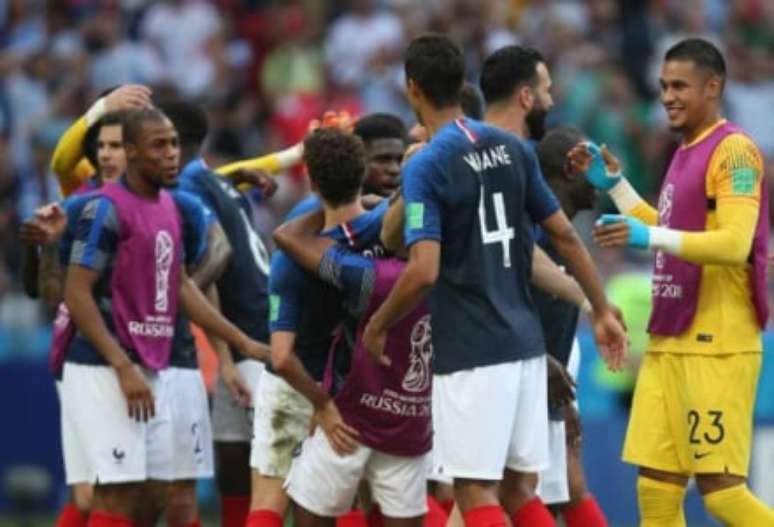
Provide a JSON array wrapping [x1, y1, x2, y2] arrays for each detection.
[[173, 190, 214, 266], [69, 197, 119, 272], [402, 152, 443, 246], [215, 153, 282, 176], [51, 116, 95, 197], [318, 244, 376, 317], [268, 250, 304, 333], [678, 133, 764, 264], [522, 144, 560, 223]]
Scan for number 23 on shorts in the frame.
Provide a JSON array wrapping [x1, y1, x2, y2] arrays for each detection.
[[687, 409, 725, 446]]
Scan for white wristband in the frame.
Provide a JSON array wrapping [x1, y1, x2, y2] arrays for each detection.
[[85, 97, 108, 127], [649, 226, 683, 255], [608, 176, 643, 215], [275, 143, 304, 170]]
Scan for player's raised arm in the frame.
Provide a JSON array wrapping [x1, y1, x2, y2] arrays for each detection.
[[51, 85, 152, 196], [568, 142, 659, 226]]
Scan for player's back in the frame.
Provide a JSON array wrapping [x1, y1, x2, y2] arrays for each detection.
[[404, 118, 559, 374], [178, 159, 270, 345], [269, 197, 386, 381]]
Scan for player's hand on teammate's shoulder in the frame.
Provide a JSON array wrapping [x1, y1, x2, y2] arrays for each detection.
[[19, 203, 68, 245], [313, 399, 360, 456], [104, 84, 152, 112], [115, 362, 155, 422], [591, 307, 628, 372], [547, 355, 576, 409], [220, 360, 252, 408]]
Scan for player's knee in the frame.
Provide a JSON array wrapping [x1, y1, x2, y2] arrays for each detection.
[[250, 472, 288, 513], [165, 481, 198, 526], [452, 479, 498, 512], [92, 482, 143, 516], [499, 471, 537, 513], [694, 473, 746, 496], [637, 476, 685, 520]]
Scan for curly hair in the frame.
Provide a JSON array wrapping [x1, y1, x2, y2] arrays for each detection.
[[303, 128, 366, 207]]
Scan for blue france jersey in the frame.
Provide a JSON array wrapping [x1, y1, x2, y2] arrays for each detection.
[[268, 197, 386, 381], [178, 159, 271, 359], [402, 118, 560, 374]]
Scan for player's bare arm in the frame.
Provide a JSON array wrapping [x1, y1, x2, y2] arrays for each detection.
[[189, 222, 232, 290], [65, 264, 155, 421], [272, 210, 334, 275], [380, 196, 405, 252], [363, 240, 439, 366], [204, 284, 251, 407], [540, 210, 627, 370], [178, 269, 269, 362], [270, 331, 359, 456]]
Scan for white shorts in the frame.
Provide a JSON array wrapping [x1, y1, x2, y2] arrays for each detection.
[[163, 367, 214, 480], [536, 419, 569, 504], [426, 448, 452, 485], [432, 356, 550, 480], [211, 359, 264, 442], [60, 362, 174, 485], [286, 429, 429, 518], [250, 370, 313, 478], [536, 338, 581, 504]]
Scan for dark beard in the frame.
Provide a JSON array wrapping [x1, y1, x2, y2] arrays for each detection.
[[526, 107, 548, 141]]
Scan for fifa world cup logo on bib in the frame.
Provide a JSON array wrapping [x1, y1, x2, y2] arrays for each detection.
[[655, 183, 675, 270], [402, 314, 433, 393], [154, 230, 174, 312]]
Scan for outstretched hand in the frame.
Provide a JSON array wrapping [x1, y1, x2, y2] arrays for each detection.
[[19, 203, 67, 245], [591, 308, 628, 371]]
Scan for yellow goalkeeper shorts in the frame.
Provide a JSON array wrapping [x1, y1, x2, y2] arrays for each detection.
[[622, 351, 761, 476]]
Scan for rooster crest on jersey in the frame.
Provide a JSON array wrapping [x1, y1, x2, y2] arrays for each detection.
[[154, 230, 174, 312], [402, 314, 433, 393]]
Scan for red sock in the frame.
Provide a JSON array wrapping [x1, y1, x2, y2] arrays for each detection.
[[562, 496, 608, 527], [439, 499, 455, 517], [425, 496, 449, 527], [221, 496, 250, 527], [368, 506, 384, 527], [86, 512, 133, 527], [57, 503, 88, 527], [463, 505, 507, 527], [246, 509, 283, 527], [337, 509, 368, 527], [510, 497, 556, 527]]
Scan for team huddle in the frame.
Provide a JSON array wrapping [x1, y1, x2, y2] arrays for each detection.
[[19, 32, 773, 527]]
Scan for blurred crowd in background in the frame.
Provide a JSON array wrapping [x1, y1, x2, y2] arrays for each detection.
[[1, 0, 774, 396], [1, 0, 774, 521]]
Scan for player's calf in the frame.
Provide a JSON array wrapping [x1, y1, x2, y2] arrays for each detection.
[[89, 482, 143, 525]]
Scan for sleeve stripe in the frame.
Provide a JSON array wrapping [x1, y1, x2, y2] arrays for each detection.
[[81, 198, 112, 268]]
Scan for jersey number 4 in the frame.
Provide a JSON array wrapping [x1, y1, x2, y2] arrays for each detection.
[[478, 189, 514, 268]]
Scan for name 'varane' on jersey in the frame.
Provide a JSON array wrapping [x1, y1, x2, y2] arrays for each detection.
[[402, 118, 560, 374]]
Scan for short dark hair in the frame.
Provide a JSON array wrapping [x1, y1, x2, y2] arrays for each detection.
[[480, 45, 545, 105], [664, 38, 726, 83], [405, 34, 465, 108], [460, 82, 484, 120], [303, 128, 366, 207], [353, 113, 408, 146], [535, 126, 585, 181], [123, 107, 170, 145], [155, 100, 208, 150], [83, 111, 126, 169]]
